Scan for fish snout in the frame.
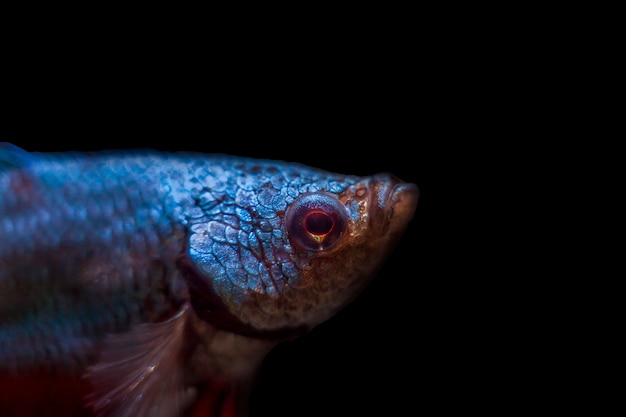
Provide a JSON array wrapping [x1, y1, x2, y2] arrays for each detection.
[[369, 174, 419, 236]]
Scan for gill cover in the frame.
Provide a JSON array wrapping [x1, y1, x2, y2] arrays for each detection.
[[182, 164, 418, 340]]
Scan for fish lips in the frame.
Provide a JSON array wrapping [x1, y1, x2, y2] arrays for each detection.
[[369, 174, 419, 238]]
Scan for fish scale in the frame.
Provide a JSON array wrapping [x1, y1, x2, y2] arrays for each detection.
[[1, 155, 185, 374], [0, 144, 418, 417]]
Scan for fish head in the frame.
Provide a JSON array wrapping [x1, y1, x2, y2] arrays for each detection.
[[182, 161, 419, 340]]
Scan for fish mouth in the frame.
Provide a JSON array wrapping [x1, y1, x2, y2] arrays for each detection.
[[387, 181, 419, 228], [369, 174, 419, 236]]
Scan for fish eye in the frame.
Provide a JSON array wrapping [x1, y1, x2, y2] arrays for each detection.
[[285, 192, 347, 252]]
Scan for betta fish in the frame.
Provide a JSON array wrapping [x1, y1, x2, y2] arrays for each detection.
[[0, 143, 418, 417]]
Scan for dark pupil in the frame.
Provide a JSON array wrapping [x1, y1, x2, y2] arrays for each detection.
[[305, 212, 334, 235]]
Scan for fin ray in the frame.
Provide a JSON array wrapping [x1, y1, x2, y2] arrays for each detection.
[[84, 305, 191, 417]]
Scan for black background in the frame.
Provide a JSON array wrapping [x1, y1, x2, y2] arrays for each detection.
[[0, 11, 542, 415]]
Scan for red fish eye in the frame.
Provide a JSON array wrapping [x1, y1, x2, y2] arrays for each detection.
[[285, 192, 347, 251]]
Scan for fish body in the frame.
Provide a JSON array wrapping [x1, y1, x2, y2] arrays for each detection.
[[0, 143, 418, 417]]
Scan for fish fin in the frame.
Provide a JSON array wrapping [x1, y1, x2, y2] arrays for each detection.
[[0, 142, 32, 171], [84, 304, 193, 417]]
